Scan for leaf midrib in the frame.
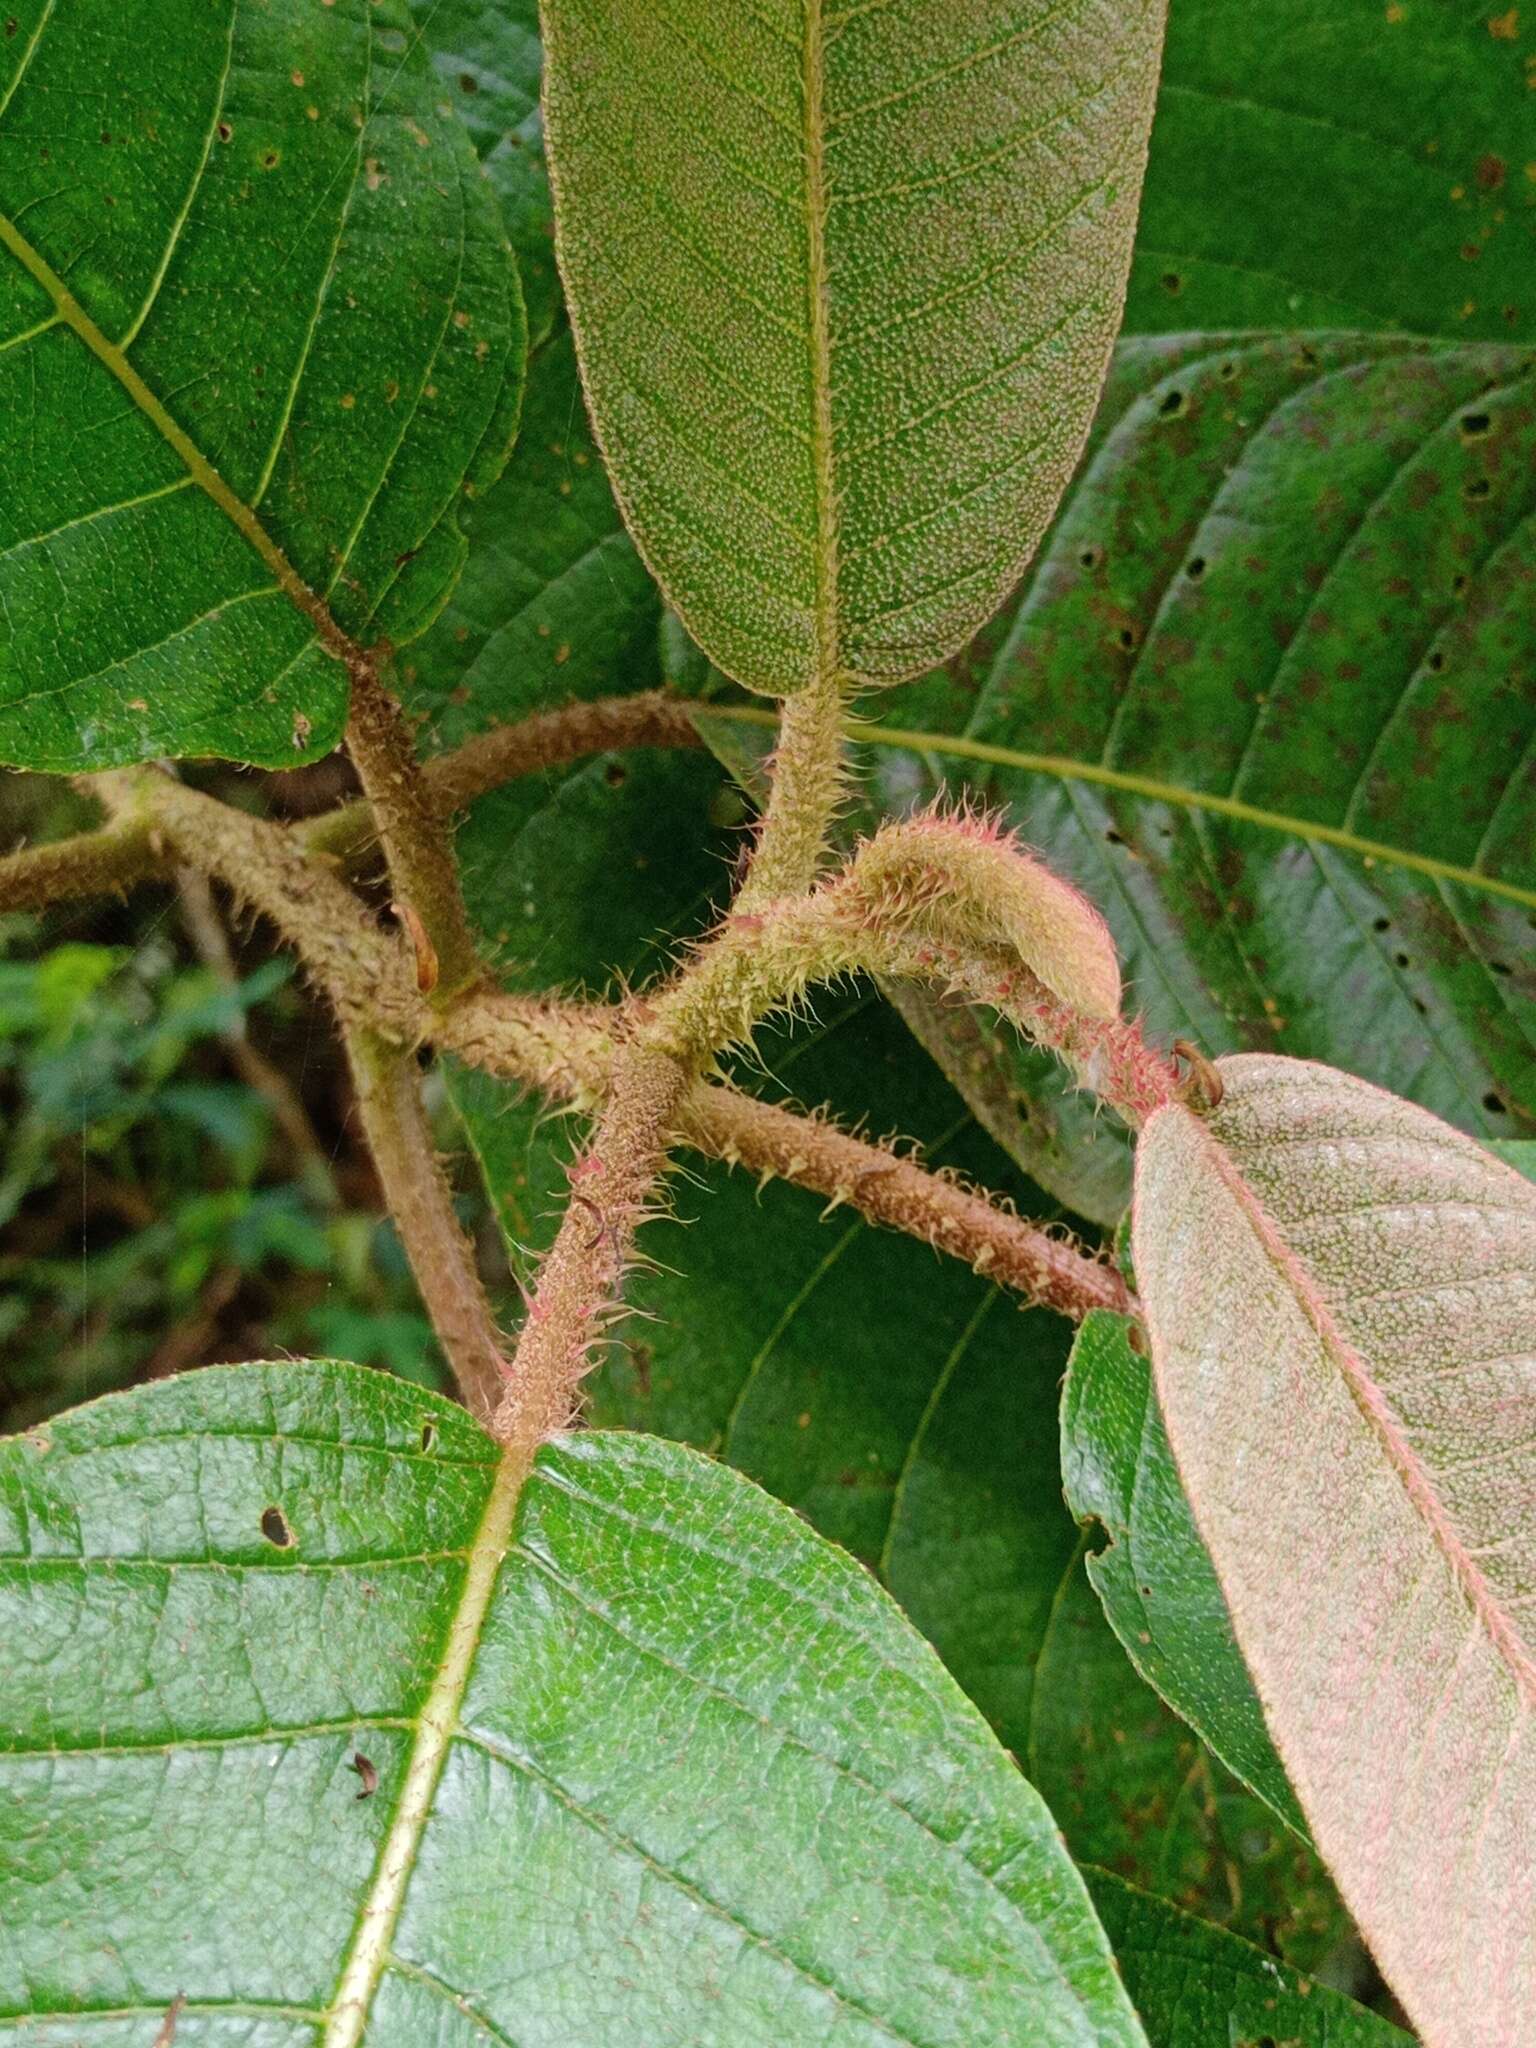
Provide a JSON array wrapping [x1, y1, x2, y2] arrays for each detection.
[[1183, 1104, 1536, 1711], [320, 1442, 529, 2048], [0, 207, 364, 675], [699, 703, 1536, 912], [802, 0, 841, 688]]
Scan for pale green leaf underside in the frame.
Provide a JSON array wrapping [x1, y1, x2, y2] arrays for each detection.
[[1133, 1055, 1536, 2048], [0, 1361, 1147, 2047], [540, 0, 1165, 696], [0, 0, 524, 772]]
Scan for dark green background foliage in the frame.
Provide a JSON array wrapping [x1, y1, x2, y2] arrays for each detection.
[[4, 0, 1533, 2037], [0, 0, 524, 772]]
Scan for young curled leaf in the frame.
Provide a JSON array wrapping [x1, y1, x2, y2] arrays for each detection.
[[655, 815, 1125, 1068], [844, 805, 1122, 1021], [1132, 1054, 1536, 2048]]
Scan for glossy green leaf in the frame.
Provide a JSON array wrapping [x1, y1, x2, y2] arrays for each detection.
[[538, 0, 1166, 695], [411, 0, 559, 349], [402, 329, 659, 752], [1061, 1309, 1301, 1834], [691, 330, 1536, 1150], [1127, 0, 1536, 343], [0, 0, 524, 771], [0, 1360, 1151, 2046], [1084, 1873, 1413, 2048], [1133, 1054, 1536, 2046]]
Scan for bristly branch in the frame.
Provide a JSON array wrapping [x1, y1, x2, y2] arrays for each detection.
[[441, 988, 1132, 1325], [732, 678, 847, 911], [89, 766, 420, 1040], [4, 692, 706, 919], [0, 819, 162, 913], [483, 679, 852, 1444], [85, 767, 514, 1419], [343, 659, 483, 999], [304, 689, 705, 867], [682, 1084, 1134, 1321], [345, 1027, 513, 1424], [27, 745, 1155, 1398], [492, 1040, 686, 1450]]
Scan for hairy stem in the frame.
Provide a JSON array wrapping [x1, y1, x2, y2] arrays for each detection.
[[345, 1028, 512, 1424], [492, 1041, 686, 1451], [344, 662, 482, 998], [90, 767, 420, 1038], [304, 690, 705, 867], [19, 745, 1151, 1383], [0, 819, 162, 912], [1, 692, 706, 915], [681, 1084, 1132, 1321], [483, 680, 848, 1444], [440, 988, 1129, 1322], [90, 769, 511, 1417], [438, 987, 614, 1109], [733, 679, 846, 911]]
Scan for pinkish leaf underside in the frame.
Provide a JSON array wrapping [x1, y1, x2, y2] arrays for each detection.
[[1132, 1053, 1536, 2048]]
